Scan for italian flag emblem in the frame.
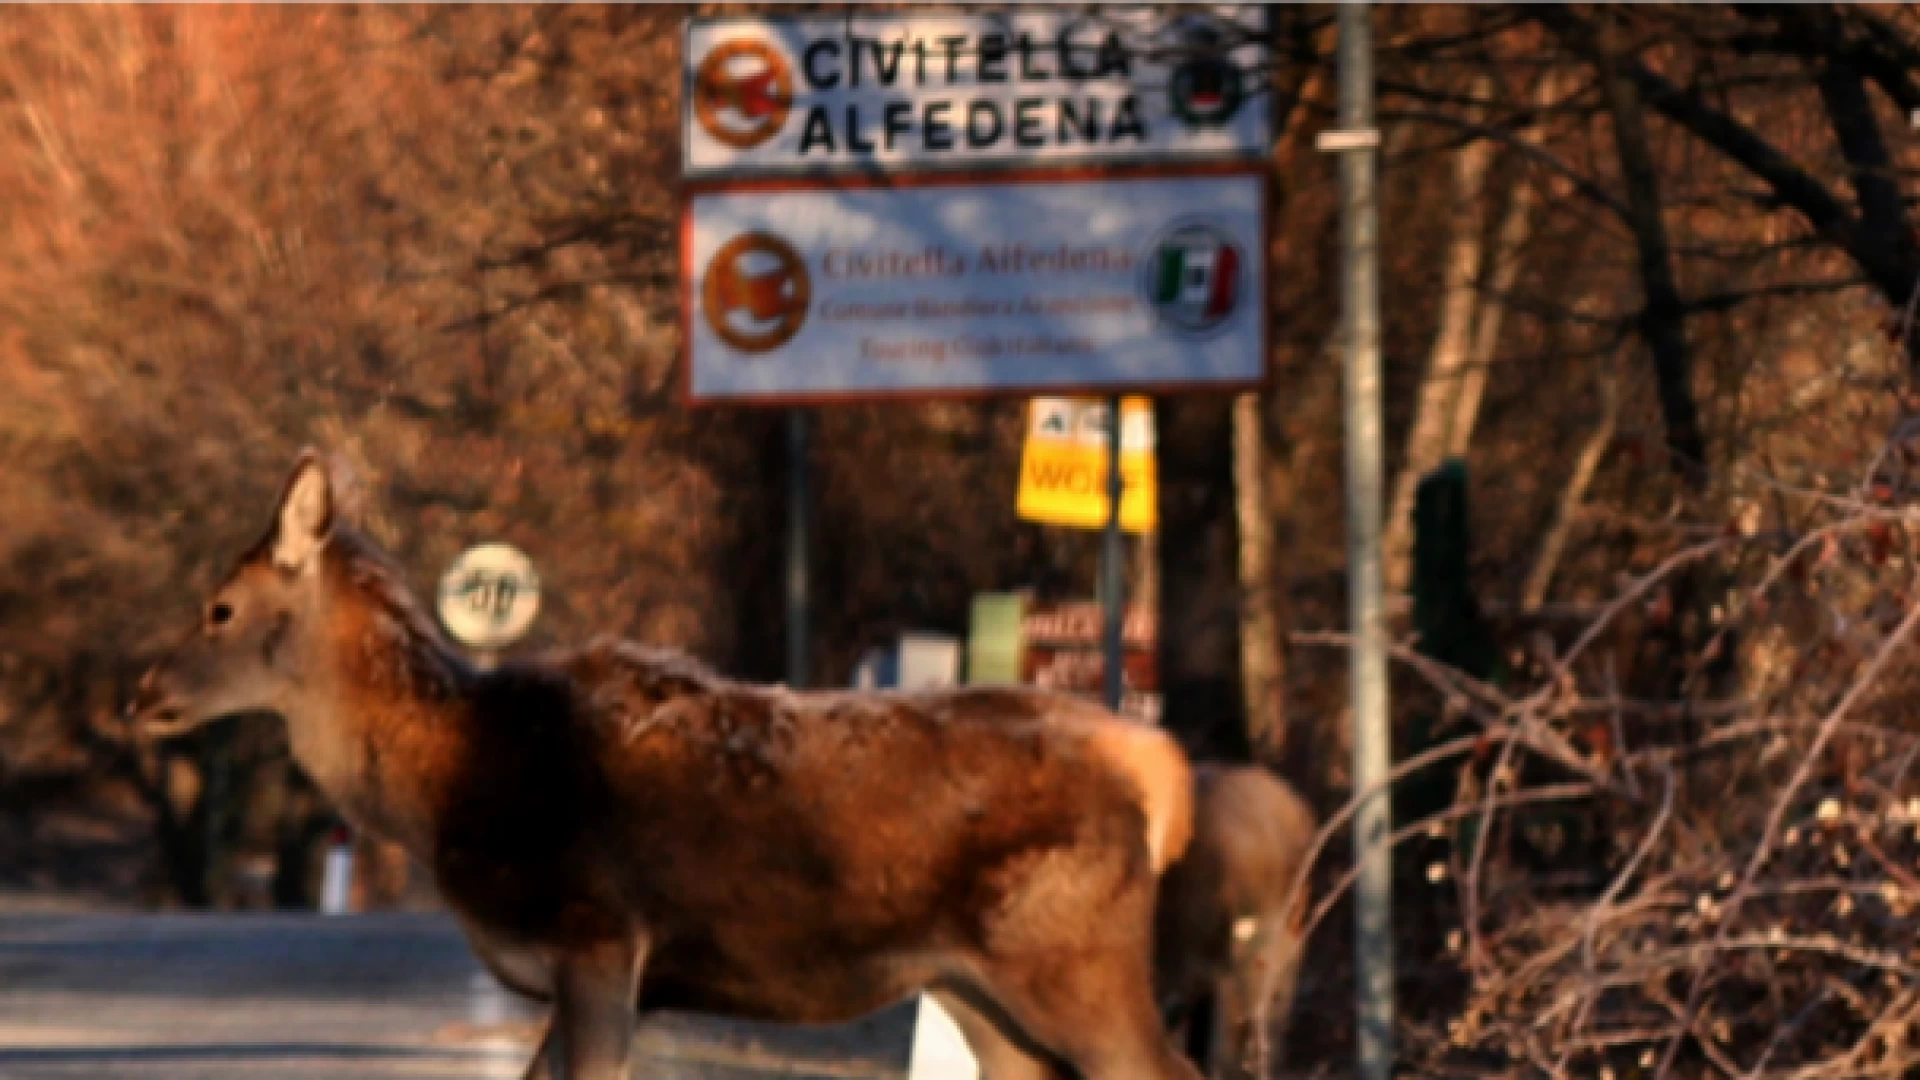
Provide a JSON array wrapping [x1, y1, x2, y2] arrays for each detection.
[[1148, 227, 1242, 333]]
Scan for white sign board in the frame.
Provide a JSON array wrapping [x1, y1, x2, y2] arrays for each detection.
[[897, 633, 962, 690], [908, 994, 981, 1080], [436, 543, 542, 650], [684, 8, 1271, 177], [683, 169, 1264, 403]]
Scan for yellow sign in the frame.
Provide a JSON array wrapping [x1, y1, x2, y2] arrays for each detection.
[[1016, 397, 1157, 533]]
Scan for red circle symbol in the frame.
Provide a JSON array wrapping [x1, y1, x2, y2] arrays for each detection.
[[695, 40, 793, 150], [701, 232, 810, 354]]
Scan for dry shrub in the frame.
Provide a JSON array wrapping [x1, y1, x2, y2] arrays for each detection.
[[1287, 399, 1920, 1075]]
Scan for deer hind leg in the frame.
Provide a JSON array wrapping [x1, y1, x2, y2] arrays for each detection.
[[1211, 974, 1261, 1080], [1171, 993, 1214, 1077], [531, 935, 646, 1080], [972, 946, 1204, 1080], [1215, 913, 1308, 1080], [461, 916, 556, 1002], [1253, 912, 1309, 1076]]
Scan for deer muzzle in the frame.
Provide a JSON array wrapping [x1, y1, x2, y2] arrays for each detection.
[[126, 664, 193, 737]]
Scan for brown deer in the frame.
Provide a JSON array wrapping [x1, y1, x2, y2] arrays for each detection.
[[935, 764, 1316, 1080], [127, 450, 1202, 1080]]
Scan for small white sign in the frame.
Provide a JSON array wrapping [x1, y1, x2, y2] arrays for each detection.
[[684, 8, 1271, 177], [683, 170, 1265, 403], [437, 543, 542, 650], [897, 633, 962, 690], [908, 995, 981, 1080], [320, 834, 354, 915]]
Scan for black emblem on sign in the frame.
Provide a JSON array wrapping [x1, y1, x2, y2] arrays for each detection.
[[1168, 24, 1245, 130], [452, 570, 521, 626]]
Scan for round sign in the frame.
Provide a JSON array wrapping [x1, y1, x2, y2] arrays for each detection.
[[701, 231, 811, 353], [1167, 24, 1246, 130], [436, 543, 541, 650], [694, 38, 793, 150], [1140, 217, 1245, 340]]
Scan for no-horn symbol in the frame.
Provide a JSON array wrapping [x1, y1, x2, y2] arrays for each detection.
[[701, 231, 811, 354], [694, 39, 793, 150]]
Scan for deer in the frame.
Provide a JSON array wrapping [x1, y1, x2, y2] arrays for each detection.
[[460, 751, 1317, 1080], [127, 450, 1203, 1080], [933, 763, 1317, 1080]]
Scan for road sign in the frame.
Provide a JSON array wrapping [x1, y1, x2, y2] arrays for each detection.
[[436, 543, 541, 650], [908, 994, 979, 1080], [683, 7, 1273, 719], [965, 593, 1025, 686], [965, 592, 1161, 724], [683, 168, 1265, 403], [1023, 599, 1161, 724], [684, 8, 1272, 178], [1017, 396, 1156, 532]]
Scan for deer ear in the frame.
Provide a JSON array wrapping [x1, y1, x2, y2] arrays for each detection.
[[272, 450, 334, 571]]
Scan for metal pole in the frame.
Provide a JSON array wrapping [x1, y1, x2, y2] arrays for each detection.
[[787, 409, 811, 689], [1332, 4, 1394, 1076], [1101, 395, 1125, 711]]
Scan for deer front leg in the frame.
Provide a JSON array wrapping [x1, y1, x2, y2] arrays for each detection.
[[462, 915, 556, 1002], [531, 935, 647, 1080], [522, 1019, 559, 1080]]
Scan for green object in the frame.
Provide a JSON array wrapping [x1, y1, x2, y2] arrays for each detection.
[[966, 593, 1025, 686], [1406, 459, 1503, 860], [1411, 459, 1500, 681], [1409, 461, 1590, 878]]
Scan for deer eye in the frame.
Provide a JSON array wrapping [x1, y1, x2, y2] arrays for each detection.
[[209, 602, 235, 627]]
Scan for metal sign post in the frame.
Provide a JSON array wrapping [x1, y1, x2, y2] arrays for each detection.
[[685, 7, 1270, 710], [685, 9, 1271, 715], [1101, 395, 1125, 711], [1322, 3, 1394, 1077], [787, 408, 810, 689]]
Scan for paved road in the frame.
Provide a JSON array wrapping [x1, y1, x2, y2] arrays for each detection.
[[0, 914, 915, 1080]]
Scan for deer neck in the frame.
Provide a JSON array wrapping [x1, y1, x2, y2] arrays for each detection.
[[280, 556, 478, 861]]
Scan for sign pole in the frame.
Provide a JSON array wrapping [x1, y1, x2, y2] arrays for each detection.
[[787, 408, 811, 689], [1101, 395, 1125, 711], [1326, 4, 1394, 1077]]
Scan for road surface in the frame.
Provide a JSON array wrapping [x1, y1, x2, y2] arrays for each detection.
[[0, 913, 916, 1080]]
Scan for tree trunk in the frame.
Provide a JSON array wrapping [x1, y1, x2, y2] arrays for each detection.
[[1229, 63, 1329, 764], [1596, 22, 1707, 489], [1445, 70, 1566, 460], [1443, 178, 1537, 461], [1202, 52, 1338, 764], [1383, 77, 1496, 597], [1233, 391, 1285, 760], [1157, 396, 1247, 762], [1811, 52, 1920, 375], [1522, 370, 1622, 611]]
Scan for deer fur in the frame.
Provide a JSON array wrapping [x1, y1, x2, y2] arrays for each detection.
[[129, 450, 1201, 1080], [935, 763, 1316, 1080]]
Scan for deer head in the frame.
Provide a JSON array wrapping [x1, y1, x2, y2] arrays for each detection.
[[129, 450, 342, 737]]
